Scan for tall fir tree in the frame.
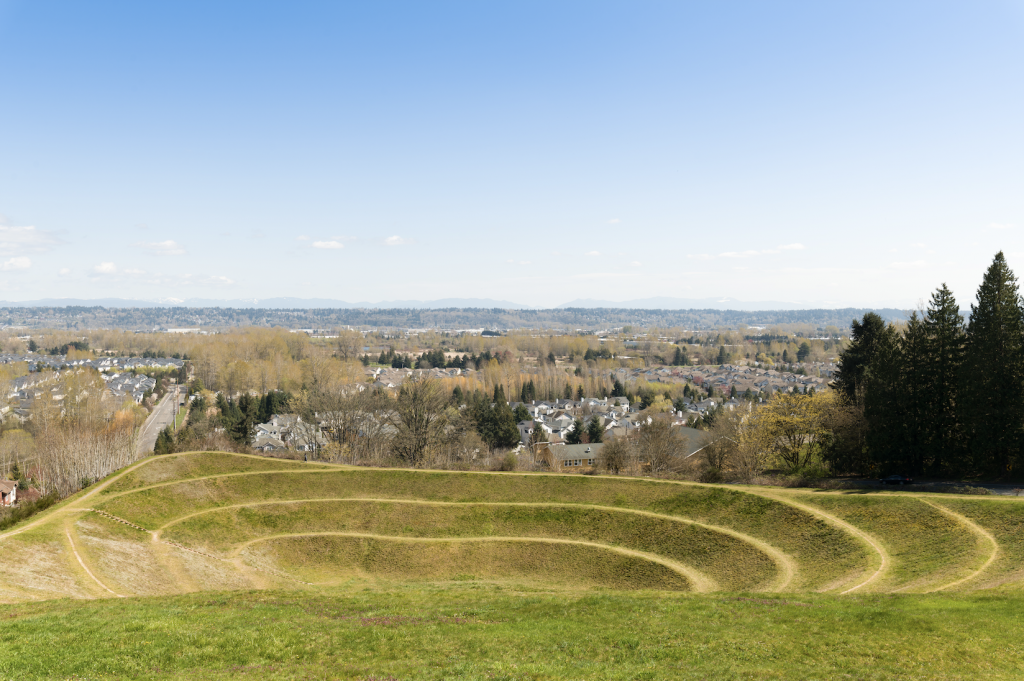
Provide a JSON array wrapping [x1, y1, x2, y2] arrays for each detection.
[[899, 313, 930, 475], [863, 322, 904, 473], [961, 252, 1024, 477], [834, 312, 888, 405], [922, 284, 965, 475]]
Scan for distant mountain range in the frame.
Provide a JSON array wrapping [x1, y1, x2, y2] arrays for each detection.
[[0, 296, 879, 311]]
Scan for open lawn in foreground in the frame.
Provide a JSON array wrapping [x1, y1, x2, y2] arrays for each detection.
[[0, 586, 1021, 680]]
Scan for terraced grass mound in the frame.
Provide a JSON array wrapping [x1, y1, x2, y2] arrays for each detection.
[[1, 450, 1023, 603], [243, 534, 693, 590], [159, 499, 776, 591]]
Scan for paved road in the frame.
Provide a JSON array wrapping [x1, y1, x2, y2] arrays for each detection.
[[137, 387, 181, 455]]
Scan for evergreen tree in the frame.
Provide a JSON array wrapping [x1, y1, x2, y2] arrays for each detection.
[[586, 416, 604, 444], [611, 378, 625, 397], [834, 312, 888, 404], [564, 383, 572, 400], [717, 346, 728, 365], [575, 385, 584, 401], [154, 426, 175, 454], [961, 252, 1024, 476], [922, 284, 965, 475], [862, 322, 904, 472], [566, 418, 584, 445], [797, 341, 811, 362]]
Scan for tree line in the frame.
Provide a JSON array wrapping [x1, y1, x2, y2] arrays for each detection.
[[834, 252, 1024, 479]]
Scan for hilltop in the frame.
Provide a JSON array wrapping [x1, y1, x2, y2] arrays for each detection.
[[1, 450, 1023, 678], [2, 450, 1022, 600]]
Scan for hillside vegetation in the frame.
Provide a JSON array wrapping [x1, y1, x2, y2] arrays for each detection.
[[1, 450, 1022, 602]]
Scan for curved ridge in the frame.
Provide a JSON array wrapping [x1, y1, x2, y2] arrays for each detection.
[[747, 491, 889, 594], [919, 498, 1000, 592], [153, 497, 796, 592], [232, 531, 718, 592]]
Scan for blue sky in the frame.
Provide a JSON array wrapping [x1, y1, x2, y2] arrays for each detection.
[[1, 1, 1023, 308]]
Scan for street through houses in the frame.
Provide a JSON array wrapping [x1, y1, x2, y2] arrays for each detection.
[[136, 387, 181, 455]]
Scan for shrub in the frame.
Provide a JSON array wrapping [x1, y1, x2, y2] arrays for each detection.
[[0, 493, 60, 532]]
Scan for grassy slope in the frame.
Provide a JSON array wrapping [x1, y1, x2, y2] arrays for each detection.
[[936, 497, 1024, 591], [785, 492, 986, 592], [250, 535, 693, 590], [162, 500, 779, 591], [98, 466, 866, 591], [101, 451, 333, 495], [1, 586, 1022, 680]]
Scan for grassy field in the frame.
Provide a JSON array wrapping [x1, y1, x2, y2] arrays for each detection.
[[0, 586, 1021, 679], [2, 450, 1024, 677]]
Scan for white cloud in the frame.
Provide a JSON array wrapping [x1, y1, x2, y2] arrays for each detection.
[[296, 235, 310, 241], [687, 253, 714, 260], [629, 261, 642, 266], [385, 236, 408, 246], [890, 260, 927, 269], [59, 267, 71, 275], [607, 218, 621, 224], [203, 275, 234, 285], [136, 240, 186, 256], [1, 256, 30, 271], [124, 268, 145, 275], [0, 225, 58, 255], [778, 243, 805, 251], [94, 262, 116, 274], [719, 250, 760, 258], [313, 240, 344, 250], [990, 222, 1015, 230], [586, 251, 601, 256]]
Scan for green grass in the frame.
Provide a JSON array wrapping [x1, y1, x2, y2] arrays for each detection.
[[253, 535, 692, 590], [97, 463, 867, 591], [160, 500, 778, 591], [789, 492, 985, 592], [173, 404, 187, 430], [5, 451, 1024, 676], [1, 586, 1022, 680], [934, 497, 1024, 591]]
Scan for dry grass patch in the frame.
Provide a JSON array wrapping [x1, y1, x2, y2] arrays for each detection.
[[102, 451, 333, 495]]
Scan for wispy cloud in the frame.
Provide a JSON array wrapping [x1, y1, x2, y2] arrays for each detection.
[[990, 222, 1015, 230], [691, 243, 806, 260], [890, 260, 927, 269], [313, 240, 344, 250], [1, 256, 30, 271], [124, 268, 145, 275], [607, 218, 621, 224], [203, 275, 234, 285], [0, 225, 58, 255], [135, 240, 186, 256], [59, 267, 70, 275], [296, 235, 310, 241], [629, 261, 642, 266], [385, 236, 408, 246], [94, 262, 116, 274], [586, 251, 601, 256]]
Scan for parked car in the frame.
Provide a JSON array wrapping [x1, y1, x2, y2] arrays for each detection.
[[880, 474, 914, 485]]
